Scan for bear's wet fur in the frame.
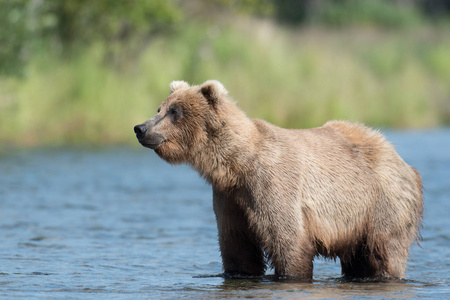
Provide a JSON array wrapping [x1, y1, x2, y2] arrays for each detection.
[[134, 80, 423, 279]]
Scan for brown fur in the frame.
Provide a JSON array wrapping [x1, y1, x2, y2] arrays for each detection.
[[134, 80, 424, 279]]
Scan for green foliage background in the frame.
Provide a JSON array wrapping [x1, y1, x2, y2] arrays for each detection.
[[1, 0, 450, 147]]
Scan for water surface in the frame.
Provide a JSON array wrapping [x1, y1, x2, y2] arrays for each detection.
[[0, 129, 449, 299]]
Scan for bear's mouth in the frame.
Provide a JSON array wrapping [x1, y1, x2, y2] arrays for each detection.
[[134, 128, 166, 150], [139, 140, 166, 150]]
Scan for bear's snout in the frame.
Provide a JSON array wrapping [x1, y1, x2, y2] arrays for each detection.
[[134, 123, 165, 149], [134, 124, 147, 139]]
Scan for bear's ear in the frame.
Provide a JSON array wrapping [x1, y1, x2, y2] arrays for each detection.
[[169, 81, 189, 93], [200, 80, 228, 107]]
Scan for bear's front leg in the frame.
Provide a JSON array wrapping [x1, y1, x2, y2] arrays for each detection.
[[213, 190, 266, 277], [271, 239, 315, 280], [257, 209, 316, 280]]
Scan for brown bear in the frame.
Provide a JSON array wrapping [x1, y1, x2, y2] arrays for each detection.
[[134, 80, 423, 280]]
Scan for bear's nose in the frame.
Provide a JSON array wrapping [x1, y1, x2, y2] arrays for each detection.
[[134, 124, 147, 139]]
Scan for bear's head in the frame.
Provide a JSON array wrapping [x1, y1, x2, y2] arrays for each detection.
[[134, 80, 229, 164]]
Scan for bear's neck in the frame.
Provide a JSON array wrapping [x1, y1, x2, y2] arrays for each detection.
[[191, 116, 261, 191]]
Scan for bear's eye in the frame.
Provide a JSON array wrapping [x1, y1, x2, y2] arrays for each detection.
[[168, 106, 181, 121], [157, 107, 161, 113], [169, 107, 179, 116]]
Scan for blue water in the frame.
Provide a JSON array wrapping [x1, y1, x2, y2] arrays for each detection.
[[0, 129, 449, 299]]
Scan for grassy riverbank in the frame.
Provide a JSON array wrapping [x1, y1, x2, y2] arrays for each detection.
[[1, 20, 450, 146]]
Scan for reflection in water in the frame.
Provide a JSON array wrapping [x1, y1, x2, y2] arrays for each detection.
[[193, 275, 419, 299]]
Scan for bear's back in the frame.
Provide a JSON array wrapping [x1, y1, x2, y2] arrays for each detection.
[[322, 120, 391, 168]]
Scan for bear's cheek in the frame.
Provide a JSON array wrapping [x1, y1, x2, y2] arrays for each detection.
[[167, 126, 197, 148]]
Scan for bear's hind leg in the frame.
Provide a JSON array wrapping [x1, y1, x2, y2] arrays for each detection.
[[340, 238, 407, 279], [383, 238, 409, 278], [340, 247, 384, 279]]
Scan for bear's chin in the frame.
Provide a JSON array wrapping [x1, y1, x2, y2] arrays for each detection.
[[154, 145, 186, 165], [140, 142, 161, 150]]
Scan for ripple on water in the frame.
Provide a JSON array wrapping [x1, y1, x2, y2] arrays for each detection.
[[0, 138, 448, 298]]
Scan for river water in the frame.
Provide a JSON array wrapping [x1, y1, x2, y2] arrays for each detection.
[[0, 129, 449, 299]]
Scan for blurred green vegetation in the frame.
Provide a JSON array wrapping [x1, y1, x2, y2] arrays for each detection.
[[1, 0, 450, 146]]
